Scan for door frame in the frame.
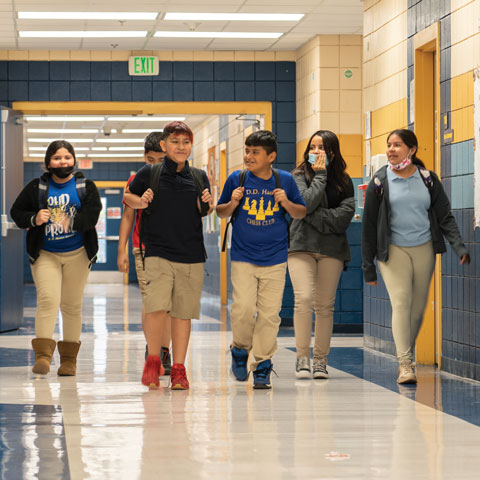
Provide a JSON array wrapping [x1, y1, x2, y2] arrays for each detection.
[[13, 101, 273, 299], [413, 22, 442, 366]]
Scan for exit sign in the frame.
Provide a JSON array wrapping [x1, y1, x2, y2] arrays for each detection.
[[128, 56, 159, 76]]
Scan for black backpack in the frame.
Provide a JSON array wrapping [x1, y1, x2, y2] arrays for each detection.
[[139, 162, 209, 263], [221, 168, 281, 252]]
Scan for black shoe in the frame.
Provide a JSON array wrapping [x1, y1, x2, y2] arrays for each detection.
[[161, 347, 171, 376]]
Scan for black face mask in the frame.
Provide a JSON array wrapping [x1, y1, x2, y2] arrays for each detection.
[[50, 166, 74, 179]]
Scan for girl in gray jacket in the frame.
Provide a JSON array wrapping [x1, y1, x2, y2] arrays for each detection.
[[289, 130, 355, 379], [362, 129, 469, 384]]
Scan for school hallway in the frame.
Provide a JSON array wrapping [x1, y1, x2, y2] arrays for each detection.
[[0, 283, 479, 480]]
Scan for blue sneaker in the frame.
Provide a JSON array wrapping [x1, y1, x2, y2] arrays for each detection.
[[231, 346, 249, 381], [253, 359, 273, 389]]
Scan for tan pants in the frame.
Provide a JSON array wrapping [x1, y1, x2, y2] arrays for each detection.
[[378, 241, 435, 362], [288, 252, 343, 361], [31, 247, 91, 342], [231, 261, 287, 369]]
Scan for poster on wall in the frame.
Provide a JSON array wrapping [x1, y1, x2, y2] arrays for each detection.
[[474, 69, 480, 228]]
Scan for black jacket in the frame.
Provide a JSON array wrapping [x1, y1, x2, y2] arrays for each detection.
[[10, 171, 102, 265], [361, 165, 468, 283]]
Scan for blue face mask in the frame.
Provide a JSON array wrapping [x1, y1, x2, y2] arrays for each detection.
[[308, 153, 329, 166]]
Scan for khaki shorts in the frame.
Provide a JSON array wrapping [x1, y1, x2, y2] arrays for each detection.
[[132, 247, 147, 296], [143, 256, 204, 319]]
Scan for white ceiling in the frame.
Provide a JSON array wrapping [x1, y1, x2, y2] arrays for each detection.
[[1, 0, 363, 51]]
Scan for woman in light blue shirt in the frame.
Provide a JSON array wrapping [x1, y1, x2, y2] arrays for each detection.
[[362, 129, 469, 384]]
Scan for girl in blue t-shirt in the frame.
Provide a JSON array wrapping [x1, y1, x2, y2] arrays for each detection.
[[11, 140, 101, 377]]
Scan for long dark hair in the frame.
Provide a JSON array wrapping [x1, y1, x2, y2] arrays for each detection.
[[44, 140, 77, 169], [387, 129, 425, 167], [292, 130, 349, 191]]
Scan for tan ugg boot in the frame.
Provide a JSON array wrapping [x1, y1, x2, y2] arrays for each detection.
[[57, 341, 81, 376], [31, 338, 57, 374]]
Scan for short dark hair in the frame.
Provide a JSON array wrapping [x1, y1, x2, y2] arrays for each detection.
[[245, 130, 277, 155], [144, 131, 164, 154], [44, 140, 76, 169], [162, 121, 193, 142]]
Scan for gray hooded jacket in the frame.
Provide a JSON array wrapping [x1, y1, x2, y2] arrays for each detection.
[[289, 169, 355, 265]]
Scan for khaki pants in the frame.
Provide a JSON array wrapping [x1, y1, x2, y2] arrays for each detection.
[[31, 247, 91, 342], [378, 241, 435, 362], [231, 261, 287, 369], [288, 252, 343, 362]]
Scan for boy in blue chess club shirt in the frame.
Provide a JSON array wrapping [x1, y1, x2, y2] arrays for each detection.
[[216, 130, 306, 389]]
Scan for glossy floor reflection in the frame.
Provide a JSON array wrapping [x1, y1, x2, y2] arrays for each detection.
[[1, 284, 480, 479]]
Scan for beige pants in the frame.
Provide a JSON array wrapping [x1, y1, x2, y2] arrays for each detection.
[[31, 247, 91, 342], [378, 241, 435, 362], [288, 252, 343, 361], [231, 261, 287, 369]]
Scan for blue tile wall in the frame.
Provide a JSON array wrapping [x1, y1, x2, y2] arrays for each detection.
[[364, 0, 480, 381]]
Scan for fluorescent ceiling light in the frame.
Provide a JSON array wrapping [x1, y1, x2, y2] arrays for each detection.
[[29, 153, 86, 157], [29, 146, 90, 151], [28, 138, 94, 143], [19, 31, 147, 38], [96, 138, 145, 143], [107, 116, 184, 122], [109, 147, 145, 151], [122, 129, 163, 133], [91, 147, 108, 151], [154, 31, 282, 39], [88, 153, 142, 158], [26, 116, 105, 122], [19, 12, 158, 20], [28, 128, 99, 134], [164, 13, 304, 22]]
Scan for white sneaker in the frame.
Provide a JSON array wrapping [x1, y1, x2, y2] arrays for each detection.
[[313, 359, 329, 379], [397, 361, 417, 384], [295, 356, 311, 379]]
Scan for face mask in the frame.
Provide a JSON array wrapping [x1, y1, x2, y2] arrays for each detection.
[[50, 166, 74, 178], [388, 150, 412, 171]]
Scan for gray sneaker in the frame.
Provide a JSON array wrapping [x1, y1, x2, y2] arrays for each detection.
[[313, 359, 329, 379], [295, 356, 311, 379]]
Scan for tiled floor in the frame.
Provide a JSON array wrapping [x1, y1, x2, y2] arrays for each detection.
[[1, 284, 480, 479]]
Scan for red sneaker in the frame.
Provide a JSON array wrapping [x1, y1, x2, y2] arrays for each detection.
[[142, 355, 165, 388], [170, 364, 189, 390]]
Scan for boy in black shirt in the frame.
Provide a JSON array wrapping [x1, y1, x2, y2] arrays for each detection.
[[124, 121, 213, 389]]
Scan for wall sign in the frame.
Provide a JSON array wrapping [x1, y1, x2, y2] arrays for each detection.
[[128, 56, 159, 76]]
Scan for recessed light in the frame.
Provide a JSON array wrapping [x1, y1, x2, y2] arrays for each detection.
[[107, 116, 185, 122], [26, 116, 105, 122], [154, 31, 282, 39], [122, 129, 163, 133], [28, 129, 100, 134], [18, 12, 158, 20], [19, 31, 147, 38], [96, 139, 145, 143], [109, 147, 145, 151], [164, 13, 303, 22], [88, 153, 142, 158], [28, 138, 94, 143], [29, 153, 86, 157]]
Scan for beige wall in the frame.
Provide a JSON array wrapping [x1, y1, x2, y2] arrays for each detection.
[[0, 50, 296, 62], [296, 34, 363, 177]]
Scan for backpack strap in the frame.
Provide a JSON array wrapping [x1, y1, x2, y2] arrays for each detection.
[[221, 169, 247, 252], [38, 174, 87, 209], [38, 177, 49, 209], [190, 166, 210, 217]]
